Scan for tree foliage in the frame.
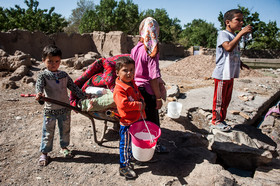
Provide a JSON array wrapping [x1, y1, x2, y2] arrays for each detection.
[[218, 5, 280, 49], [66, 0, 95, 34], [0, 0, 68, 34], [179, 19, 217, 48], [79, 0, 140, 34], [1, 0, 279, 50]]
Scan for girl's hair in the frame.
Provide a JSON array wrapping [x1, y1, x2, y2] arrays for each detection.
[[115, 56, 135, 72], [223, 9, 243, 26], [42, 45, 62, 60]]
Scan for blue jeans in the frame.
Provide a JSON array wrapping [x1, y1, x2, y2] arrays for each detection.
[[40, 112, 71, 153], [119, 125, 132, 168]]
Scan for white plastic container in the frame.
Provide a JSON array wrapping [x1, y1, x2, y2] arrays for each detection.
[[167, 102, 182, 119]]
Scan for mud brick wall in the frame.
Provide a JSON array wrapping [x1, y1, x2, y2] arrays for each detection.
[[0, 29, 185, 60]]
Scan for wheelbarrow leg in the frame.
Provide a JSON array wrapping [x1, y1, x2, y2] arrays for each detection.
[[90, 117, 108, 145]]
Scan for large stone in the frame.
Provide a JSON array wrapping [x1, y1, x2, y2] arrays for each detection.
[[207, 124, 277, 170], [0, 52, 31, 71], [9, 65, 29, 81], [1, 80, 18, 89], [254, 159, 280, 184], [0, 49, 8, 57], [185, 160, 236, 185], [167, 84, 180, 98]]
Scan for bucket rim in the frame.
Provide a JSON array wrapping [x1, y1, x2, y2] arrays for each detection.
[[129, 120, 161, 139]]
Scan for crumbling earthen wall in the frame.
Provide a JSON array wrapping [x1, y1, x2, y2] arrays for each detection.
[[0, 30, 185, 60]]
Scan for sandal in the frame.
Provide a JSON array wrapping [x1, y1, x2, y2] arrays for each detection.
[[38, 154, 49, 166], [60, 148, 74, 158], [210, 122, 232, 132]]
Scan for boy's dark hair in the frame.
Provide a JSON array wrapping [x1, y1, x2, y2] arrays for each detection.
[[42, 45, 62, 60], [115, 56, 135, 72], [223, 9, 243, 26]]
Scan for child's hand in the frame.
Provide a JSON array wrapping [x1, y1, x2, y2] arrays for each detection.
[[240, 25, 252, 36], [35, 93, 43, 101]]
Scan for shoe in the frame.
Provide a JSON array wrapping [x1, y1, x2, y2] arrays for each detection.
[[38, 154, 49, 166], [60, 148, 74, 158], [210, 121, 232, 132], [155, 144, 169, 153], [119, 166, 137, 179]]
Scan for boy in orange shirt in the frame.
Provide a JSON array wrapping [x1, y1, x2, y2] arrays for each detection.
[[113, 56, 146, 179]]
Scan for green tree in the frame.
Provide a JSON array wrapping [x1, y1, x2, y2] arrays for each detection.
[[79, 0, 140, 34], [66, 0, 95, 33], [0, 0, 68, 34], [114, 0, 140, 34], [218, 5, 280, 49], [179, 19, 217, 48]]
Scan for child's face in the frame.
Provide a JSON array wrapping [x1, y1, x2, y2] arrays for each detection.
[[43, 55, 61, 72], [117, 63, 135, 84], [226, 13, 244, 32]]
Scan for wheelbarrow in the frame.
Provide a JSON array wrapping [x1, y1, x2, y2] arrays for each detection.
[[22, 94, 119, 145]]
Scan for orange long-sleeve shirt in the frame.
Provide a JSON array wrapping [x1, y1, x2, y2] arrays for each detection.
[[113, 77, 146, 126]]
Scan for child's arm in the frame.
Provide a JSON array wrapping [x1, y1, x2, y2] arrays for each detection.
[[223, 25, 252, 52], [35, 73, 45, 101], [67, 75, 87, 99], [114, 90, 143, 112]]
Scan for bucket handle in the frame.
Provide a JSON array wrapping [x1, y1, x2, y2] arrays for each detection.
[[141, 113, 154, 143]]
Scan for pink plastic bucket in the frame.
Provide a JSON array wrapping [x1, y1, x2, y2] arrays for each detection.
[[129, 120, 161, 162]]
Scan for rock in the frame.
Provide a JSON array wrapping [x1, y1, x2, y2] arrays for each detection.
[[21, 77, 36, 84], [74, 60, 82, 70], [9, 65, 29, 81], [81, 58, 95, 67], [167, 84, 180, 98], [239, 111, 251, 120], [230, 110, 240, 115], [254, 159, 280, 184], [185, 160, 236, 185], [61, 58, 75, 67], [207, 124, 277, 170], [0, 52, 31, 71], [198, 108, 211, 118], [15, 116, 22, 120], [167, 97, 177, 102], [2, 80, 18, 89], [0, 49, 8, 57], [260, 115, 275, 128], [84, 51, 100, 59]]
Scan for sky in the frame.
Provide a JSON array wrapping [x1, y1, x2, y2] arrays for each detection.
[[1, 0, 280, 29]]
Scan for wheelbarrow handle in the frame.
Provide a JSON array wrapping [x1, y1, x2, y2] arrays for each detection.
[[39, 96, 82, 113]]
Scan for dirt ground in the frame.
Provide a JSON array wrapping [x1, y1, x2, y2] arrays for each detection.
[[0, 55, 279, 185]]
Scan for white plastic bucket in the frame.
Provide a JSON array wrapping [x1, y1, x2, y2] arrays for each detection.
[[167, 102, 182, 119], [129, 121, 161, 162]]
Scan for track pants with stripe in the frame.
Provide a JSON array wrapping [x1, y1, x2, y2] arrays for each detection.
[[119, 125, 132, 168], [212, 78, 234, 124]]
